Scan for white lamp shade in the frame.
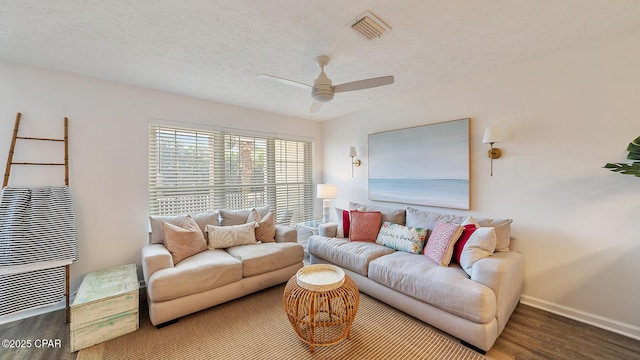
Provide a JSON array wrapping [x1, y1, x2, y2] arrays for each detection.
[[348, 146, 358, 157], [317, 184, 337, 199], [482, 126, 503, 144]]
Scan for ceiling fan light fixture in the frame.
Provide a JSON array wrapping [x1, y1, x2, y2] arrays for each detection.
[[312, 87, 334, 102], [351, 11, 391, 39]]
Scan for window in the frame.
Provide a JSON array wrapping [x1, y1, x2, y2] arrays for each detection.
[[149, 123, 313, 225]]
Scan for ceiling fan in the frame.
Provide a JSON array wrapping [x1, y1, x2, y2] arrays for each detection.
[[258, 55, 394, 113]]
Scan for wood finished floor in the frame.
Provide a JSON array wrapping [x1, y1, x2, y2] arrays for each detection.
[[1, 300, 638, 360]]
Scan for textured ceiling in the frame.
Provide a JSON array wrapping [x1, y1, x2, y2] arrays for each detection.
[[2, 1, 640, 121]]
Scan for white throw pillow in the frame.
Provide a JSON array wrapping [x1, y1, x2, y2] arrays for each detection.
[[206, 222, 259, 249], [459, 227, 497, 275]]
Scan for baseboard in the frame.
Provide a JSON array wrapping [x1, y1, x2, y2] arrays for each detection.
[[0, 301, 65, 325], [520, 295, 640, 341]]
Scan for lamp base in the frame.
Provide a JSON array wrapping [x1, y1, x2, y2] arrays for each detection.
[[322, 199, 331, 223]]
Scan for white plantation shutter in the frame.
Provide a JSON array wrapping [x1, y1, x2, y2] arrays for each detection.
[[149, 123, 313, 225]]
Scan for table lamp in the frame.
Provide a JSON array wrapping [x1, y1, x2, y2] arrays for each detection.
[[317, 184, 337, 223]]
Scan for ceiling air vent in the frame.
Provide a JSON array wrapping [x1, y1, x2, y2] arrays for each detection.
[[351, 11, 391, 39]]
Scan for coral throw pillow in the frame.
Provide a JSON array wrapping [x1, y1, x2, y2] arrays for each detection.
[[349, 211, 382, 242], [246, 208, 276, 242], [423, 221, 463, 266], [162, 215, 208, 265]]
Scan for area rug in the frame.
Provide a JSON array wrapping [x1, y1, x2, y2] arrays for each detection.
[[78, 284, 486, 360]]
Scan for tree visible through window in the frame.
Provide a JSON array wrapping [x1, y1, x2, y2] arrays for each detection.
[[149, 123, 313, 225]]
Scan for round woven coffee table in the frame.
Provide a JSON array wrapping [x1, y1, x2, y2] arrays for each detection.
[[283, 265, 359, 352]]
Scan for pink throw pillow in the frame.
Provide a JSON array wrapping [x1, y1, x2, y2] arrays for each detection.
[[423, 221, 463, 266], [349, 211, 382, 242]]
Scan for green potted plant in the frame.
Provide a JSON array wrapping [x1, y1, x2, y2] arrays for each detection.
[[604, 136, 640, 177]]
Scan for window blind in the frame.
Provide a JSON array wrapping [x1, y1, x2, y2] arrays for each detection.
[[149, 123, 313, 225]]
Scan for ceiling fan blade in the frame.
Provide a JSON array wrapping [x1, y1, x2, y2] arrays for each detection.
[[310, 101, 323, 113], [333, 75, 395, 93], [257, 74, 311, 89]]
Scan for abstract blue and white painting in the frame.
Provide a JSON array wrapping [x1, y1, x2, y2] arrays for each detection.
[[368, 118, 469, 209]]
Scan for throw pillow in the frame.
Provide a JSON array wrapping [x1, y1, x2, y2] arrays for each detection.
[[349, 211, 382, 242], [459, 227, 497, 275], [246, 208, 276, 242], [423, 221, 463, 266], [162, 215, 208, 264], [452, 224, 478, 264], [463, 215, 512, 252], [376, 221, 427, 254], [206, 222, 259, 249], [335, 207, 351, 238]]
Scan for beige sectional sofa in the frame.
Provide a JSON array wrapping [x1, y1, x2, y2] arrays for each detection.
[[142, 207, 304, 326], [308, 202, 523, 352]]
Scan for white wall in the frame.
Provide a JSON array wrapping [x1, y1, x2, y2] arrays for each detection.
[[322, 30, 640, 339], [0, 62, 323, 321]]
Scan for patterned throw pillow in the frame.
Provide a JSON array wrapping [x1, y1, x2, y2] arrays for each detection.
[[162, 215, 208, 264], [206, 222, 259, 249], [423, 221, 463, 266], [349, 211, 382, 242], [376, 221, 427, 254], [246, 208, 276, 242], [458, 227, 497, 275]]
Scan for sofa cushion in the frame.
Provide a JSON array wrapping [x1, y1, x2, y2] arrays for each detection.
[[162, 215, 208, 264], [226, 242, 303, 277], [405, 207, 442, 234], [307, 236, 395, 276], [349, 201, 406, 225], [376, 221, 427, 254], [147, 249, 242, 302], [219, 206, 270, 226], [368, 251, 497, 324], [149, 211, 220, 244], [206, 222, 258, 249], [349, 211, 382, 242]]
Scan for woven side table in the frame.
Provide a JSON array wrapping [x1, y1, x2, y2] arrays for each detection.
[[283, 274, 359, 351]]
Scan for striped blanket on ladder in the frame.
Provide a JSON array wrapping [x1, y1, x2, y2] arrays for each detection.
[[0, 186, 79, 317]]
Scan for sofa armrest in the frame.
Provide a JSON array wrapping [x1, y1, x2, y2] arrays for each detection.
[[141, 244, 174, 284], [471, 251, 523, 333], [275, 225, 297, 243], [318, 222, 338, 237]]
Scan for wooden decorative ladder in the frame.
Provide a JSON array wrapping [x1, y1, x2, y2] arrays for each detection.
[[3, 112, 71, 323]]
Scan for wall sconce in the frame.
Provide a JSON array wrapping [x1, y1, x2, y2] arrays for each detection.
[[482, 126, 503, 176], [317, 184, 337, 223], [349, 146, 361, 178]]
